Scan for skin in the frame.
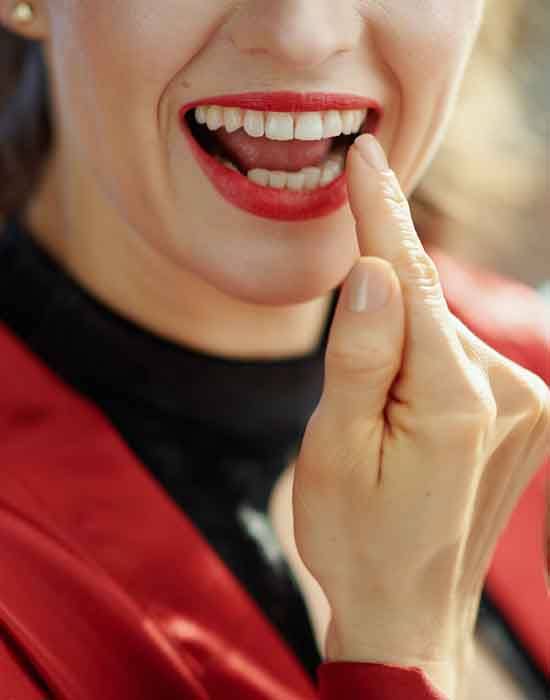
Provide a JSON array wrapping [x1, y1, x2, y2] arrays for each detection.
[[6, 2, 545, 698], [1, 0, 484, 359]]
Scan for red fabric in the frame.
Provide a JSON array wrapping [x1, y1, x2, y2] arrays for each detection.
[[0, 244, 548, 698], [318, 662, 448, 699]]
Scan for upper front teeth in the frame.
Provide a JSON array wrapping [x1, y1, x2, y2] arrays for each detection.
[[194, 105, 368, 141]]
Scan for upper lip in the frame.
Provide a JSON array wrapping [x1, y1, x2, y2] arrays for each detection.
[[179, 91, 382, 117]]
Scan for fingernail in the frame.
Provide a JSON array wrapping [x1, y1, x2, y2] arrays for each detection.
[[354, 134, 389, 172], [346, 260, 392, 313]]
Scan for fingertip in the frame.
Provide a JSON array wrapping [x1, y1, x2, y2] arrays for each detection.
[[353, 134, 389, 172]]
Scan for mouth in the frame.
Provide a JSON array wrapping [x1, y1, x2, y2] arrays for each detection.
[[178, 91, 383, 221]]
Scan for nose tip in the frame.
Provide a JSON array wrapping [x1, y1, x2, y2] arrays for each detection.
[[227, 3, 358, 71]]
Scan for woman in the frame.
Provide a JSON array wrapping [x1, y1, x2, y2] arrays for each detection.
[[0, 0, 549, 698]]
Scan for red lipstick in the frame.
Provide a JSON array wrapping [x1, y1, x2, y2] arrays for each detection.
[[178, 91, 383, 222]]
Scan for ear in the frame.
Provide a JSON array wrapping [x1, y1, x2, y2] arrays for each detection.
[[0, 1, 48, 41]]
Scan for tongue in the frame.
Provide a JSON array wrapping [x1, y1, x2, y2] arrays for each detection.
[[211, 127, 334, 172]]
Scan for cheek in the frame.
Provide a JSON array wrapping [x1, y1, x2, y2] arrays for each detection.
[[52, 0, 215, 131], [46, 0, 226, 227], [356, 0, 483, 190], [80, 1, 229, 89], [363, 0, 483, 82]]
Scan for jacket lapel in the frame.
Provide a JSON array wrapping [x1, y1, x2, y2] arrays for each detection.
[[0, 322, 316, 699]]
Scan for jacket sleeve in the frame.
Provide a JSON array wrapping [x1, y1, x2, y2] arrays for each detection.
[[317, 661, 449, 699]]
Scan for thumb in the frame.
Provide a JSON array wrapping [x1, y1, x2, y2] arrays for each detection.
[[322, 256, 404, 426]]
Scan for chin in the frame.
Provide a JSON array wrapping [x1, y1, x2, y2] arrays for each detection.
[[201, 246, 355, 307]]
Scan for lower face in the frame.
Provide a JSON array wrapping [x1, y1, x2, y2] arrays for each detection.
[[46, 0, 484, 305]]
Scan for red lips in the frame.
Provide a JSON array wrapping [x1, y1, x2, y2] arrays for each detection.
[[177, 91, 383, 222], [179, 91, 383, 116]]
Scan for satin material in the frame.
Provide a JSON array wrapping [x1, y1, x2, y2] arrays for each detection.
[[0, 243, 548, 697], [318, 663, 448, 699]]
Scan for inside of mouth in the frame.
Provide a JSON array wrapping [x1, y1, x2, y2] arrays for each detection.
[[184, 110, 361, 176]]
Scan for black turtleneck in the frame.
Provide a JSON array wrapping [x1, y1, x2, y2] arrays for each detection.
[[0, 214, 547, 698]]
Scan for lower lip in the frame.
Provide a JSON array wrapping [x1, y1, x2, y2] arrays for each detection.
[[179, 114, 351, 222]]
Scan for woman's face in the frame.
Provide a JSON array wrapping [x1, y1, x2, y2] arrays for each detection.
[[36, 0, 484, 305]]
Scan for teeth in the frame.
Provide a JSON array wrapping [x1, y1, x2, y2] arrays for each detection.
[[322, 110, 343, 138], [265, 112, 294, 141], [352, 110, 364, 133], [216, 152, 345, 191], [286, 172, 305, 191], [222, 159, 239, 172], [206, 105, 224, 130], [269, 171, 287, 189], [243, 110, 265, 138], [320, 160, 342, 186], [223, 107, 243, 133], [341, 110, 355, 135], [248, 168, 270, 186], [301, 167, 323, 190], [197, 106, 368, 141], [246, 157, 344, 191], [195, 105, 208, 124], [294, 112, 324, 140]]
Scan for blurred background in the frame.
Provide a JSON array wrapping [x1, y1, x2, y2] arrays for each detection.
[[522, 0, 550, 301], [504, 0, 549, 300], [410, 0, 550, 303]]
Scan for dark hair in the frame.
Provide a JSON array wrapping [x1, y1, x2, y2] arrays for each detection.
[[0, 28, 51, 216]]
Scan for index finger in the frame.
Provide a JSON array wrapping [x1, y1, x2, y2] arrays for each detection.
[[346, 134, 477, 407]]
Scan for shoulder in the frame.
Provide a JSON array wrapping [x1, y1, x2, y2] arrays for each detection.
[[427, 244, 550, 385]]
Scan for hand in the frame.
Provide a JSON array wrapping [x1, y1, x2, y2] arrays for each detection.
[[292, 134, 550, 693]]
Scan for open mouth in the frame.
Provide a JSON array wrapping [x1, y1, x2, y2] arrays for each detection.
[[183, 106, 378, 192]]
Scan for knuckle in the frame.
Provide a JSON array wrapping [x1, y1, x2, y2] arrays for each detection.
[[512, 368, 550, 427], [530, 377, 550, 440], [532, 376, 550, 419], [380, 169, 410, 209], [495, 365, 550, 452], [475, 394, 498, 427], [393, 245, 441, 292]]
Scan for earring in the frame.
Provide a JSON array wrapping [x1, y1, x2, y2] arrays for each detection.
[[11, 2, 34, 23]]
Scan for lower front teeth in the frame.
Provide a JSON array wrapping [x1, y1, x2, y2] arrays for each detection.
[[215, 154, 345, 191], [219, 159, 239, 173]]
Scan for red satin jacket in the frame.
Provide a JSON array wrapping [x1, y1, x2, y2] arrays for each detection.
[[0, 244, 549, 699]]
